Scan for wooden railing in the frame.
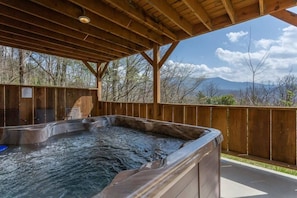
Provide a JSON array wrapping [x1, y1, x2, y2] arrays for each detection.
[[0, 84, 99, 126], [99, 101, 297, 168]]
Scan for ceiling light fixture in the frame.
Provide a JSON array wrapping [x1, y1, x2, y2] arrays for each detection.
[[78, 15, 90, 23], [78, 8, 90, 23]]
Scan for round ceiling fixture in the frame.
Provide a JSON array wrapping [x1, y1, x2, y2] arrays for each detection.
[[78, 15, 90, 24]]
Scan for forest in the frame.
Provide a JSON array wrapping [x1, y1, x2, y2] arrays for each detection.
[[1, 45, 297, 106]]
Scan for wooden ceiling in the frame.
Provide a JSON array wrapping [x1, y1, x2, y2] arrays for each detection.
[[0, 0, 296, 63]]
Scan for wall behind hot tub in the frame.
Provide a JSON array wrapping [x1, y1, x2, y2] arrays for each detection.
[[0, 84, 99, 126]]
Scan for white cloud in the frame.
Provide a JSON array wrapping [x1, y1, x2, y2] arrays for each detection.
[[226, 31, 248, 42], [166, 60, 233, 78], [216, 25, 297, 82]]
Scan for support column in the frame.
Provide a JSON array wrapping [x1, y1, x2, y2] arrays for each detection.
[[141, 41, 179, 119], [97, 63, 102, 101], [153, 44, 160, 119], [96, 62, 109, 101]]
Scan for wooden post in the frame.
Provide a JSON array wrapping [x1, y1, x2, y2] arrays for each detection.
[[153, 44, 160, 119], [97, 63, 102, 101], [141, 41, 179, 120]]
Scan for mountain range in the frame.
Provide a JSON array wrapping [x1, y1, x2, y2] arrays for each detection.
[[200, 77, 262, 91]]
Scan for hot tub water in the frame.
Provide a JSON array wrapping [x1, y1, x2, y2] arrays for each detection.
[[0, 126, 186, 198]]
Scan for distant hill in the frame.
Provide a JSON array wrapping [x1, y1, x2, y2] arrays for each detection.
[[200, 77, 257, 91]]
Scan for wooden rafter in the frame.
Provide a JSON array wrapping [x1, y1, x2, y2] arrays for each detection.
[[99, 62, 109, 79], [0, 0, 295, 64], [105, 0, 177, 41], [159, 42, 179, 67], [221, 0, 236, 24], [82, 61, 97, 77], [68, 0, 166, 45], [147, 0, 193, 36], [270, 9, 297, 27], [259, 0, 265, 15], [183, 0, 212, 30], [30, 0, 152, 49]]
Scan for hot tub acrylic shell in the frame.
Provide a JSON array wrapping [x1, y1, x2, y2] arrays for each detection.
[[0, 115, 223, 198]]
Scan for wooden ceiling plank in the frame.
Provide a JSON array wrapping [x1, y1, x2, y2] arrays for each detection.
[[182, 0, 213, 30], [0, 37, 103, 62], [0, 24, 118, 61], [0, 0, 148, 51], [0, 31, 112, 62], [0, 5, 138, 56], [259, 0, 265, 15], [264, 0, 297, 14], [69, 0, 166, 44], [221, 0, 236, 24], [147, 0, 193, 36], [270, 9, 297, 27], [105, 0, 177, 41], [30, 0, 153, 49]]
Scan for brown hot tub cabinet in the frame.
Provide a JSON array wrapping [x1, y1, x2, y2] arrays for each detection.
[[0, 115, 222, 198]]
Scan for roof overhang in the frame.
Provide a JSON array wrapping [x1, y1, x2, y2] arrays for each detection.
[[0, 0, 296, 63]]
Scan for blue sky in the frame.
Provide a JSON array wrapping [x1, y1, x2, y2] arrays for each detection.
[[168, 7, 297, 83]]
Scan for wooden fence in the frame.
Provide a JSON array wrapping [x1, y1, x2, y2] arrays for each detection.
[[0, 84, 99, 126], [99, 101, 297, 167]]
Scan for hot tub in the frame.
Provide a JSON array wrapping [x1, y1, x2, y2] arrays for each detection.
[[0, 115, 222, 198]]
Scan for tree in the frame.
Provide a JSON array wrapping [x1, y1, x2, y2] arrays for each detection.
[[276, 74, 297, 106], [244, 29, 270, 105], [160, 62, 205, 103]]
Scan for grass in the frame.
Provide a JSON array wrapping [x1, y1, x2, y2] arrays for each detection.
[[221, 153, 297, 176]]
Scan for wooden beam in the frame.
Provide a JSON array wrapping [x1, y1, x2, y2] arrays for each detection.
[[69, 0, 165, 45], [183, 0, 213, 30], [147, 0, 193, 36], [82, 61, 97, 77], [141, 52, 153, 66], [159, 42, 179, 68], [153, 44, 161, 119], [96, 62, 109, 101], [105, 0, 177, 41], [30, 0, 153, 49], [221, 0, 236, 24], [259, 0, 265, 15], [0, 6, 133, 58], [0, 1, 146, 51], [0, 38, 100, 63], [96, 63, 102, 101], [99, 62, 109, 79], [270, 9, 297, 27]]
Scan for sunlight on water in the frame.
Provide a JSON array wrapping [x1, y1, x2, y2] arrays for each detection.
[[0, 126, 185, 198]]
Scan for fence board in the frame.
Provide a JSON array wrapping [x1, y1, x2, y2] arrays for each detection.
[[228, 108, 247, 154], [248, 108, 270, 159], [197, 106, 210, 127], [5, 85, 19, 126], [174, 105, 184, 124], [272, 110, 296, 165], [34, 87, 46, 124], [212, 107, 228, 150], [113, 103, 121, 115], [133, 103, 140, 117], [0, 85, 4, 126], [139, 104, 147, 118], [127, 103, 133, 116], [184, 106, 196, 125], [164, 105, 173, 122], [56, 88, 65, 120]]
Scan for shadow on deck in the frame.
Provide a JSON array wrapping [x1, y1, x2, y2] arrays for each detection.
[[221, 158, 297, 198]]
